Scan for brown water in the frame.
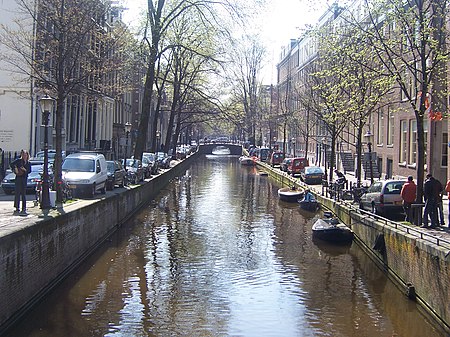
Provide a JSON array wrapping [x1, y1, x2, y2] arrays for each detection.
[[5, 155, 446, 337]]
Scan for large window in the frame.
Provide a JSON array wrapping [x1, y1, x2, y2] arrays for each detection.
[[409, 120, 417, 165], [399, 120, 407, 163], [387, 108, 394, 146], [377, 108, 384, 145], [442, 133, 448, 167]]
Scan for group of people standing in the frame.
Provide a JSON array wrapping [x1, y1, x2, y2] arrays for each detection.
[[401, 173, 450, 228]]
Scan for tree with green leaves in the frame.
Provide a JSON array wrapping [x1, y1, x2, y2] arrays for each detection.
[[1, 0, 130, 202], [353, 0, 450, 199]]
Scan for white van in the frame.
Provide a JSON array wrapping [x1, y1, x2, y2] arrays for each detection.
[[62, 152, 108, 197]]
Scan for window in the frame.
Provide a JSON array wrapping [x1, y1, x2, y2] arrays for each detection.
[[399, 120, 407, 163], [377, 108, 384, 145], [442, 133, 448, 167], [409, 120, 417, 165], [387, 108, 394, 145]]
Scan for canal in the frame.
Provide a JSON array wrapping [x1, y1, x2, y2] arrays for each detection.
[[5, 155, 446, 337]]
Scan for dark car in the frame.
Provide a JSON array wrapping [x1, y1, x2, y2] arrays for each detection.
[[106, 160, 127, 190], [300, 166, 325, 184], [123, 158, 144, 184], [270, 151, 285, 167], [280, 158, 293, 172], [156, 152, 171, 169], [1, 160, 52, 195], [142, 152, 160, 176]]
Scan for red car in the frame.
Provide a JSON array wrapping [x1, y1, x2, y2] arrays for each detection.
[[270, 151, 285, 167], [288, 157, 309, 177]]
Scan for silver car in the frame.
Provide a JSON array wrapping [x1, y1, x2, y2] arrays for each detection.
[[359, 180, 406, 215]]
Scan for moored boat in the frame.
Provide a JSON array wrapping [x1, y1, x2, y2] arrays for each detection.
[[239, 156, 256, 166], [298, 190, 319, 212], [278, 186, 304, 203], [312, 213, 354, 244]]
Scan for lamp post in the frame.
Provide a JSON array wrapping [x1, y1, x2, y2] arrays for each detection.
[[364, 130, 374, 184], [124, 122, 132, 159], [156, 130, 161, 151], [39, 95, 55, 210], [291, 138, 296, 157]]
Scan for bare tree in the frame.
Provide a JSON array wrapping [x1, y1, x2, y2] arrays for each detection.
[[1, 0, 129, 202]]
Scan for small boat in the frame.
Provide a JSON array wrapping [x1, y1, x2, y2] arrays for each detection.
[[278, 186, 304, 203], [312, 212, 354, 244], [239, 156, 256, 166], [298, 199, 320, 212]]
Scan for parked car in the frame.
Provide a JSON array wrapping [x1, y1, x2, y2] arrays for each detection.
[[359, 179, 407, 215], [1, 160, 52, 195], [301, 166, 325, 184], [106, 160, 127, 190], [141, 156, 153, 178], [143, 152, 158, 175], [34, 150, 66, 163], [280, 158, 293, 172], [269, 151, 285, 167], [123, 158, 144, 184], [62, 152, 108, 197], [156, 152, 171, 169], [258, 147, 272, 162], [288, 157, 309, 177]]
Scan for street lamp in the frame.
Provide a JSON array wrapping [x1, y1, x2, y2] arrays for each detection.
[[39, 95, 55, 210], [156, 130, 161, 151], [124, 122, 132, 159], [291, 138, 296, 157], [322, 137, 328, 187], [364, 130, 374, 184]]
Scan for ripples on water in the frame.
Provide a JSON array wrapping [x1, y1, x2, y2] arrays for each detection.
[[5, 155, 446, 337]]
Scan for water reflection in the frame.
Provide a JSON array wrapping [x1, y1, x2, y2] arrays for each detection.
[[5, 155, 446, 337]]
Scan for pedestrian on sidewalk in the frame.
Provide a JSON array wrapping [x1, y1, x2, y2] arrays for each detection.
[[400, 175, 416, 223], [445, 179, 450, 226], [10, 150, 31, 216], [422, 173, 440, 228], [436, 179, 445, 226]]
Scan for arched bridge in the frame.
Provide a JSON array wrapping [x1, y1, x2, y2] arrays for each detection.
[[198, 143, 243, 155]]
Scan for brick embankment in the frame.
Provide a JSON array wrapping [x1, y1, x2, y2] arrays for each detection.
[[0, 155, 196, 335], [256, 161, 450, 334]]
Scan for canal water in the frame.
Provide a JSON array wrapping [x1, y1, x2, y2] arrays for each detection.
[[5, 155, 446, 337]]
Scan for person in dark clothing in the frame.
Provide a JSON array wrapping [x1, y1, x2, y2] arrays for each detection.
[[422, 173, 440, 228], [10, 150, 31, 215]]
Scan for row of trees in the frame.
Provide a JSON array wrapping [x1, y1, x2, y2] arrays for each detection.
[[247, 0, 450, 202], [0, 0, 263, 202]]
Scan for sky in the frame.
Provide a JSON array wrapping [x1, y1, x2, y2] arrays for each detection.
[[121, 0, 328, 84]]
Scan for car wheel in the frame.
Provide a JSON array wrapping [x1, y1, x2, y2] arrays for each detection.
[[101, 184, 106, 194], [106, 182, 113, 191], [119, 178, 124, 188], [134, 176, 139, 184], [91, 183, 96, 198]]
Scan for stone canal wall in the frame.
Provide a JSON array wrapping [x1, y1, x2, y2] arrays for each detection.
[[0, 154, 197, 334], [263, 162, 450, 333]]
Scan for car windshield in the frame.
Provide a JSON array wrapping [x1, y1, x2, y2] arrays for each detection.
[[31, 164, 43, 173], [62, 158, 95, 172], [107, 162, 115, 172], [306, 167, 323, 174], [126, 159, 139, 168], [144, 154, 155, 161]]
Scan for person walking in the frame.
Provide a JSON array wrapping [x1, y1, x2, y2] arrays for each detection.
[[422, 173, 440, 228], [436, 178, 445, 226], [10, 150, 31, 216], [400, 176, 416, 223], [445, 179, 450, 226]]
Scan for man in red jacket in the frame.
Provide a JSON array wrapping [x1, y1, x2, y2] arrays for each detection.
[[401, 176, 417, 223]]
